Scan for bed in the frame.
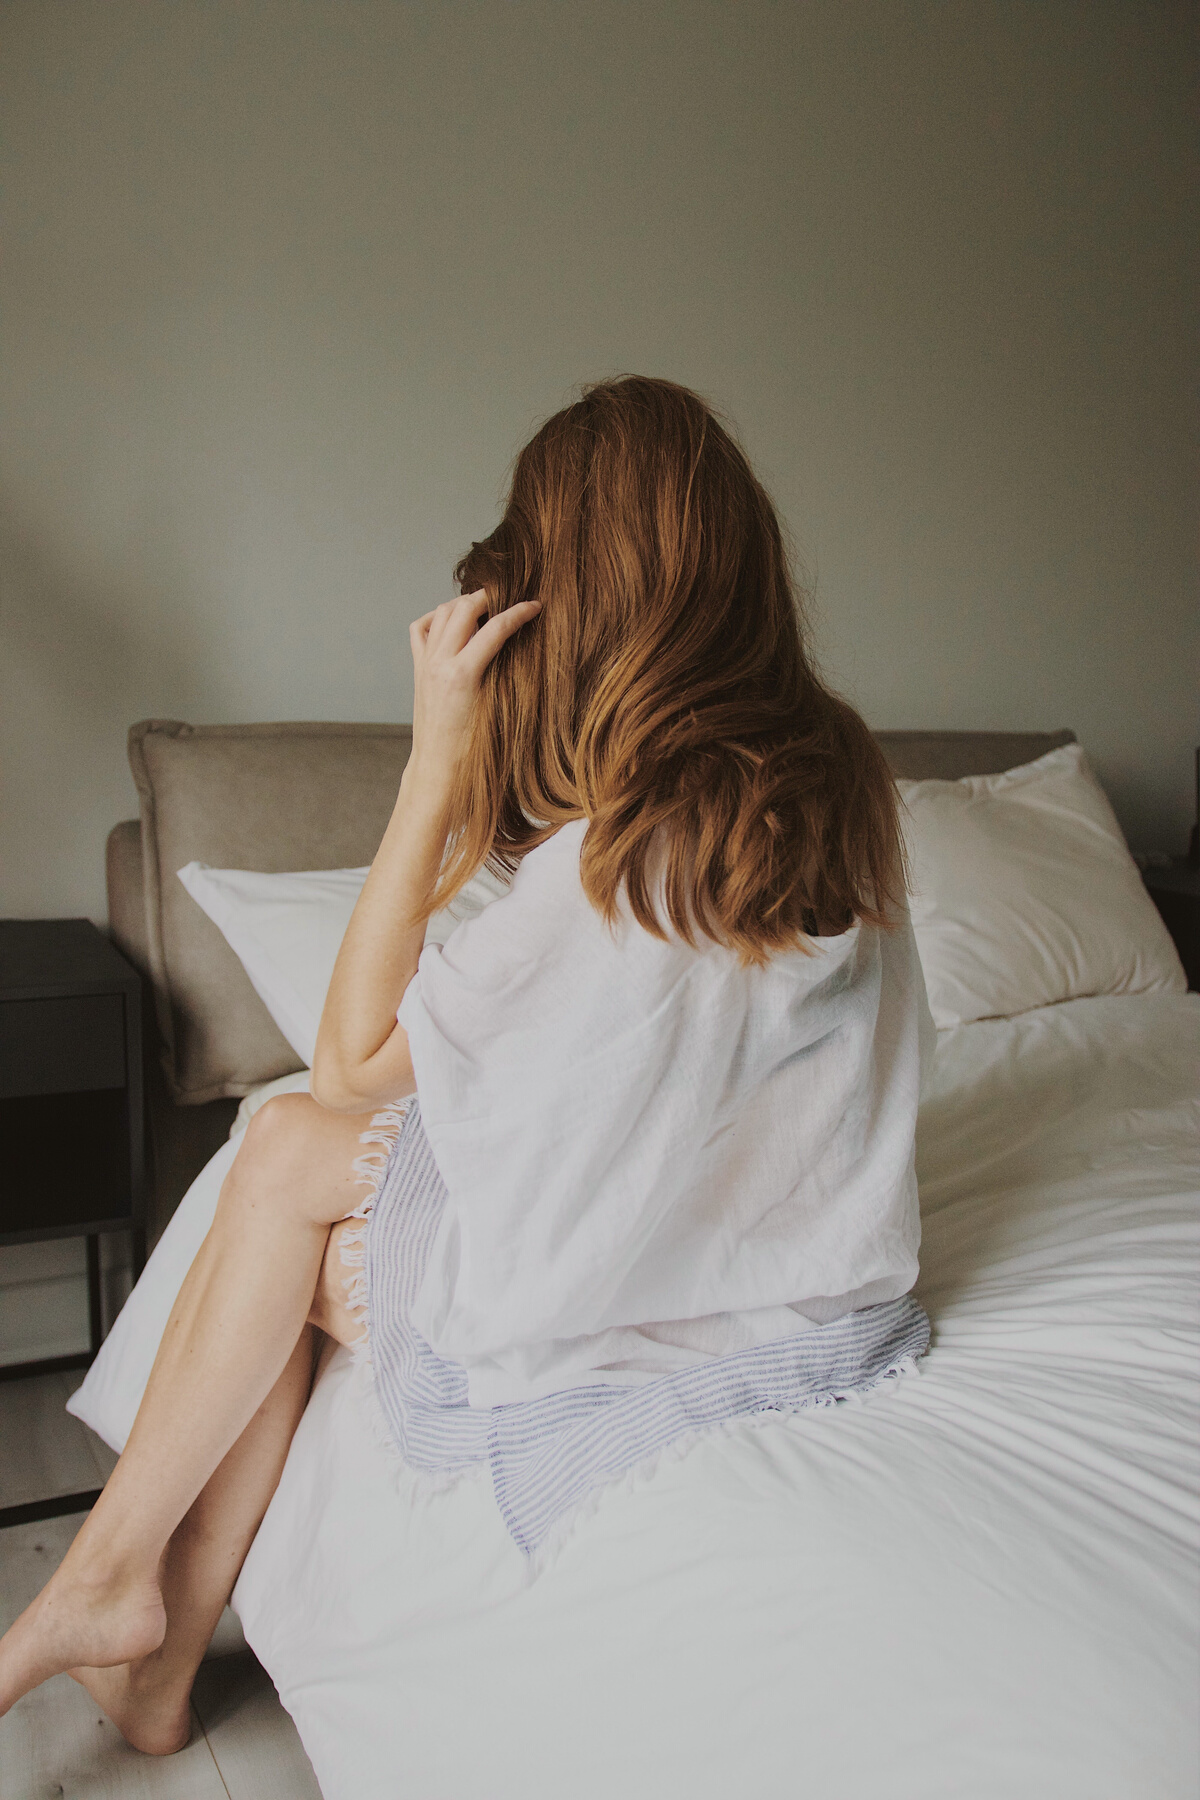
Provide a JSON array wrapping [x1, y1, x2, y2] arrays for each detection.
[[73, 722, 1199, 1798]]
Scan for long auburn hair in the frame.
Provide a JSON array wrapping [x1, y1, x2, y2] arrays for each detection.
[[429, 375, 905, 964]]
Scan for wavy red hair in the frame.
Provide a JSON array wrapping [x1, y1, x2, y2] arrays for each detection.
[[429, 375, 905, 964]]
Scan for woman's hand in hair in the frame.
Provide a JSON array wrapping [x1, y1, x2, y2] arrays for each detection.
[[407, 589, 541, 797], [310, 588, 538, 1111]]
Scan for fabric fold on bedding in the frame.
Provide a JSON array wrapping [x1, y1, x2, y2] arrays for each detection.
[[364, 1102, 931, 1555]]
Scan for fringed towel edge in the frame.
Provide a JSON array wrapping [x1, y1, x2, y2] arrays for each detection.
[[519, 1347, 926, 1579], [347, 1358, 491, 1505], [337, 1100, 411, 1370]]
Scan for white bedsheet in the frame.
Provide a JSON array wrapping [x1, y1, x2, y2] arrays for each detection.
[[73, 992, 1200, 1797], [224, 991, 1200, 1799]]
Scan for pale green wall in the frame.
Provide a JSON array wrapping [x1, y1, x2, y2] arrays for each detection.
[[3, 0, 1197, 922]]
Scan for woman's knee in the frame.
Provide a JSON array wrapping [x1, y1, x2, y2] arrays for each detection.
[[237, 1092, 322, 1178], [228, 1092, 368, 1223]]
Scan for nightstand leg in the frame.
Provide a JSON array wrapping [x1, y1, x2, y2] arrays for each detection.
[[131, 1222, 147, 1282], [86, 1234, 103, 1356]]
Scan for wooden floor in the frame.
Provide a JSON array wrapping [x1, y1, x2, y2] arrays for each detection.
[[0, 1375, 323, 1798]]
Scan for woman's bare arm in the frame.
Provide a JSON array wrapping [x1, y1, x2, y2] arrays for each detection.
[[308, 771, 450, 1111], [0, 593, 540, 1731], [310, 588, 541, 1113]]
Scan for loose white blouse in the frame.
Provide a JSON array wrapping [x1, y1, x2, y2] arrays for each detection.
[[398, 819, 934, 1408]]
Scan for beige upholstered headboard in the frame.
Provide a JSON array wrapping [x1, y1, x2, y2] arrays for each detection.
[[113, 721, 415, 1105], [107, 721, 1076, 1105], [106, 720, 1076, 1237], [874, 730, 1075, 782]]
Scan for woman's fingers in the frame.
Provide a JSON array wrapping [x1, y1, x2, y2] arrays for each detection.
[[460, 598, 542, 675], [412, 592, 484, 663], [410, 609, 436, 649], [409, 591, 541, 686], [405, 591, 541, 783], [440, 590, 493, 656], [408, 617, 431, 680], [424, 599, 459, 654]]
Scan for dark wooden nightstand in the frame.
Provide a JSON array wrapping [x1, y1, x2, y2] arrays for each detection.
[[1142, 863, 1200, 992], [0, 920, 147, 1524]]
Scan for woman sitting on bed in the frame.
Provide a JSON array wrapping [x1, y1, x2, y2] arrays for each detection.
[[0, 376, 931, 1755]]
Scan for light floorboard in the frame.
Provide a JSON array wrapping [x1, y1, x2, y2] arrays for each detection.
[[0, 1513, 227, 1799], [0, 1671, 228, 1800], [0, 1512, 324, 1798], [0, 1373, 116, 1510], [193, 1651, 324, 1799]]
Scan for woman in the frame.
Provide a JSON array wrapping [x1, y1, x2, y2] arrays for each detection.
[[0, 376, 928, 1755]]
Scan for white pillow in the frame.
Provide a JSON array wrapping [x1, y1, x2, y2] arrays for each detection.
[[898, 743, 1186, 1028], [177, 861, 511, 1066]]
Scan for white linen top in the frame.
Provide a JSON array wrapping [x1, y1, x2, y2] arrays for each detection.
[[398, 819, 934, 1408]]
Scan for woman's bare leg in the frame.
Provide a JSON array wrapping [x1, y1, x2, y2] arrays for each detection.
[[71, 1219, 364, 1755], [0, 1093, 392, 1719], [70, 1224, 363, 1755], [67, 1328, 318, 1754]]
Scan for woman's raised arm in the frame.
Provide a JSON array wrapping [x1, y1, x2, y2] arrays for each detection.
[[310, 588, 541, 1113]]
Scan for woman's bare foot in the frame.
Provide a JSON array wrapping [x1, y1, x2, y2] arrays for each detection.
[[0, 1561, 166, 1719], [69, 1656, 193, 1756]]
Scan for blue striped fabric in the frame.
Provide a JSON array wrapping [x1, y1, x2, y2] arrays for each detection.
[[364, 1101, 931, 1555]]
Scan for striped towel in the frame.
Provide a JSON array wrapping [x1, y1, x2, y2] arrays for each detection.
[[360, 1101, 930, 1556]]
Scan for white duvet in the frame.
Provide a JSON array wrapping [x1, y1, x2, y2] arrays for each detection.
[[72, 992, 1200, 1798]]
